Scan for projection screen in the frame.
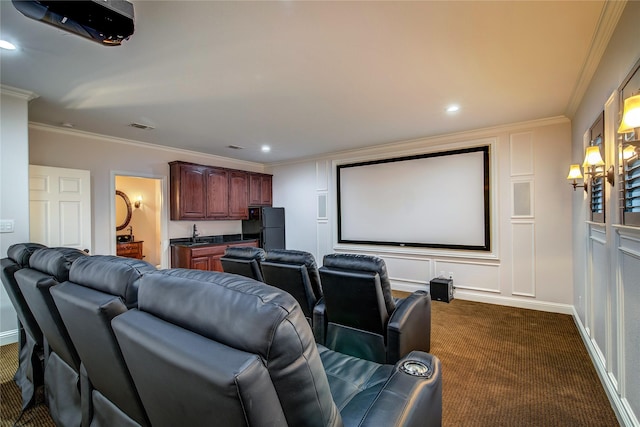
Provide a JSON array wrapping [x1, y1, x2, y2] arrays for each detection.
[[337, 146, 490, 251]]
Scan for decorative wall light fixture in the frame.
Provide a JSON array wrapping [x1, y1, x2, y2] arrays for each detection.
[[618, 92, 640, 161], [567, 146, 615, 191], [618, 93, 640, 134], [134, 195, 142, 209], [567, 164, 586, 192]]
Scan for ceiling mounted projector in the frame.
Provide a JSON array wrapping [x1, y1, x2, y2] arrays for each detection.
[[12, 0, 134, 46]]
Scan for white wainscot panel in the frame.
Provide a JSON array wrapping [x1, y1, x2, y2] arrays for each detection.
[[316, 221, 332, 262], [590, 225, 606, 243], [379, 255, 431, 291], [619, 233, 640, 420], [511, 222, 535, 297], [589, 233, 608, 367], [434, 260, 500, 293], [316, 160, 329, 192], [510, 131, 533, 176]]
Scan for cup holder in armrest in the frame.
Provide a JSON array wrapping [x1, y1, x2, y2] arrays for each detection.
[[400, 360, 433, 378]]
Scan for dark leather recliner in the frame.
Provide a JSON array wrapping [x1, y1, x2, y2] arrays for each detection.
[[1, 242, 47, 409], [51, 255, 157, 427], [112, 268, 442, 427], [220, 246, 265, 281], [15, 247, 88, 427], [317, 253, 431, 364], [261, 249, 322, 325]]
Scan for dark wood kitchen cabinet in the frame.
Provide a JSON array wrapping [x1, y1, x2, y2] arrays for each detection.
[[228, 170, 249, 219], [171, 240, 258, 272], [170, 161, 249, 220], [170, 162, 208, 219], [206, 167, 230, 218], [249, 173, 273, 206]]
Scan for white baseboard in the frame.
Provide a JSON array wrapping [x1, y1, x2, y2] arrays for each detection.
[[391, 281, 574, 315], [572, 308, 638, 427], [0, 329, 18, 346]]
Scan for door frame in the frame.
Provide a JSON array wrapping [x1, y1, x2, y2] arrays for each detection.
[[110, 171, 169, 268]]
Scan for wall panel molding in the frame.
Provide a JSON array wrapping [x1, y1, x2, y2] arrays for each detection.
[[510, 131, 534, 176], [511, 222, 536, 297]]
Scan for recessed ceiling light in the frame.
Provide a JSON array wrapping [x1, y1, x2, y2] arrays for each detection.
[[261, 145, 271, 153], [0, 40, 17, 50], [446, 105, 460, 113]]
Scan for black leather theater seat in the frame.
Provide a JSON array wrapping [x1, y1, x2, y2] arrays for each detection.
[[261, 249, 323, 325], [318, 253, 432, 364], [15, 247, 88, 427], [113, 268, 441, 427], [220, 246, 265, 281], [1, 242, 47, 409], [51, 255, 157, 426]]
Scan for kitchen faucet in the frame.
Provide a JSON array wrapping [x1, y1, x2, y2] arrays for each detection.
[[127, 225, 133, 237], [192, 224, 199, 242]]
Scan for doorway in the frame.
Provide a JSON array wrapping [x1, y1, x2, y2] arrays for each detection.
[[113, 174, 166, 268], [29, 165, 92, 252]]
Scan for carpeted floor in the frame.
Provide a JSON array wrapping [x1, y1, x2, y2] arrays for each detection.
[[0, 344, 53, 427], [0, 299, 619, 426], [429, 299, 618, 426]]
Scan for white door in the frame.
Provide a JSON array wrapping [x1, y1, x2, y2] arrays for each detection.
[[29, 165, 92, 253]]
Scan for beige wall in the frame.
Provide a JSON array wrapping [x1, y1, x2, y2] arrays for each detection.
[[28, 124, 267, 266], [0, 88, 34, 342], [29, 124, 264, 267]]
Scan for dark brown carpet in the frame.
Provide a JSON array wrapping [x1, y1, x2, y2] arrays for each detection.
[[0, 299, 619, 426], [428, 299, 619, 426], [0, 344, 53, 427]]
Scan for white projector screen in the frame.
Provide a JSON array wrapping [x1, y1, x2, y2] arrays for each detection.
[[337, 146, 490, 251]]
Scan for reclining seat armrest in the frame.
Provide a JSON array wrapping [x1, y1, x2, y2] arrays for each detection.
[[358, 351, 442, 427], [313, 297, 327, 345], [386, 290, 431, 364]]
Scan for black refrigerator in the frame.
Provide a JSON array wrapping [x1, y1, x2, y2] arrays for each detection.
[[242, 207, 285, 251]]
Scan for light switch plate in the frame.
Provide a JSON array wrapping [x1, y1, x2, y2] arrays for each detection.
[[0, 219, 15, 233]]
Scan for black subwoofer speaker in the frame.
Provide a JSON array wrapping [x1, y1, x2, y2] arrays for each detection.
[[430, 278, 454, 303]]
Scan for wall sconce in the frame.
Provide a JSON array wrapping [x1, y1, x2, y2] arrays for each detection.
[[567, 146, 615, 191], [618, 93, 640, 134], [583, 146, 615, 187], [134, 195, 142, 209], [567, 164, 586, 192]]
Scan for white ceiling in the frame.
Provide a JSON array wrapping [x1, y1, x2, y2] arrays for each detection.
[[0, 1, 611, 164]]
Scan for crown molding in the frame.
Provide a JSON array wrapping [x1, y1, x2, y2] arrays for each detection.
[[28, 122, 265, 170], [565, 0, 627, 117], [0, 84, 38, 101]]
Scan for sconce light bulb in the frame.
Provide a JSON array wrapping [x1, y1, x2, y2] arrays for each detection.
[[134, 196, 142, 208]]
